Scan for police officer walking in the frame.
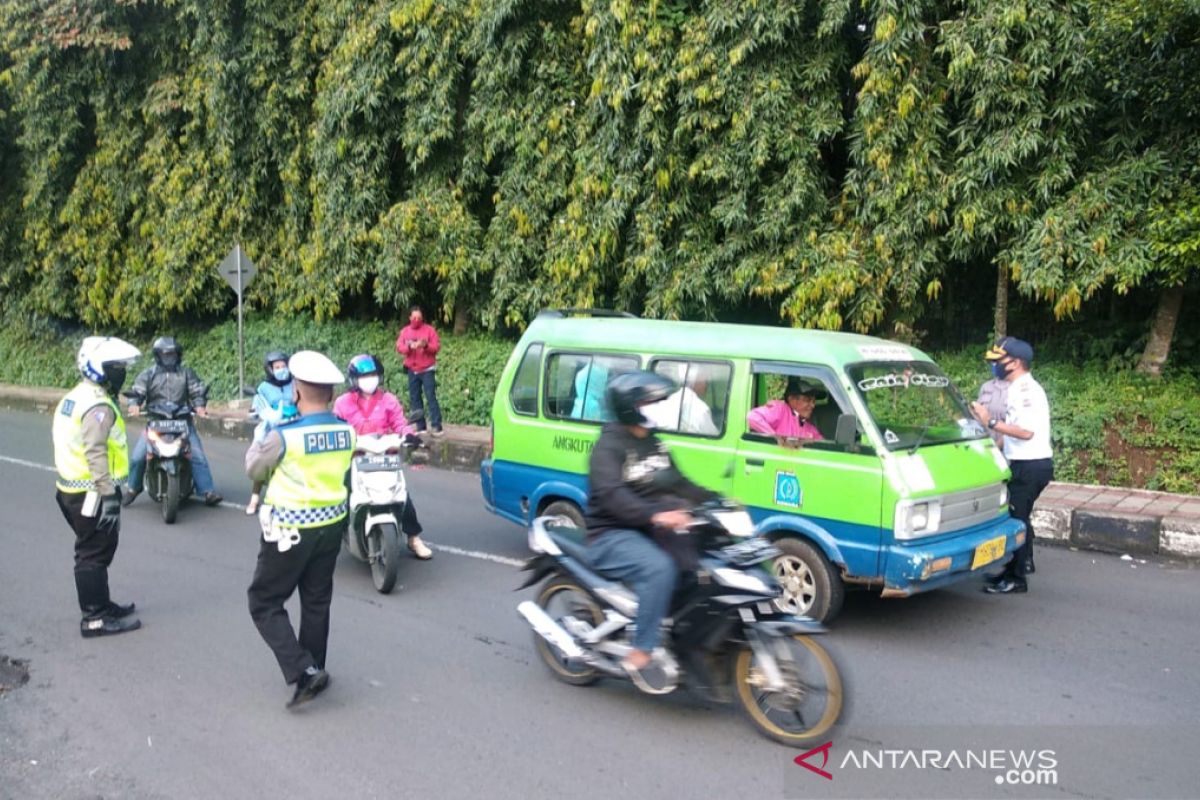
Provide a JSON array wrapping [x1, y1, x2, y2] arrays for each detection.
[[52, 336, 144, 638], [972, 337, 1054, 594], [245, 351, 356, 707]]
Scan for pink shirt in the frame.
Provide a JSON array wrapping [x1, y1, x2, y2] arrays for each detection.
[[747, 400, 822, 440], [396, 322, 441, 373], [333, 390, 414, 436]]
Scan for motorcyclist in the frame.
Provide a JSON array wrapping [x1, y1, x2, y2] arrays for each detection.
[[246, 350, 298, 515], [584, 370, 718, 691], [332, 353, 433, 560], [122, 336, 223, 506]]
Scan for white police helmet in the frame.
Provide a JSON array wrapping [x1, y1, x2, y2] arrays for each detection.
[[288, 350, 345, 385], [77, 336, 141, 384]]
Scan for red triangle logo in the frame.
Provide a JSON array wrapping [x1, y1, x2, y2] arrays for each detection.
[[794, 741, 834, 780]]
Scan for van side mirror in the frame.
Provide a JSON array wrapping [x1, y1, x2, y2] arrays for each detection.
[[834, 413, 859, 452]]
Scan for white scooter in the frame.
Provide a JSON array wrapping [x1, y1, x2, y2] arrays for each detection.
[[345, 431, 417, 593]]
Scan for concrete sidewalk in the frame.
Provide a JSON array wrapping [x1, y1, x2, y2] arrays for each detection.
[[5, 383, 1198, 560]]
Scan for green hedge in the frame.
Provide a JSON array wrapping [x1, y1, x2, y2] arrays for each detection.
[[0, 313, 514, 428], [2, 318, 1197, 493]]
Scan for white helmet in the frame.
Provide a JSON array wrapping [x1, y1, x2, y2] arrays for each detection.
[[77, 336, 141, 384], [288, 350, 345, 385]]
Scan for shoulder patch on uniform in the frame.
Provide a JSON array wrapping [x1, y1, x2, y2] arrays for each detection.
[[61, 399, 75, 416], [91, 408, 109, 424]]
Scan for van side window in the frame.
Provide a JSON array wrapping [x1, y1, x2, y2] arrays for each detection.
[[645, 360, 731, 437], [746, 372, 845, 444], [545, 353, 639, 422], [509, 343, 543, 416]]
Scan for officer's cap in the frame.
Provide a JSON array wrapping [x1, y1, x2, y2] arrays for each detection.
[[985, 336, 1034, 364], [288, 350, 345, 385]]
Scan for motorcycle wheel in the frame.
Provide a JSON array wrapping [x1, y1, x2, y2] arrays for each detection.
[[162, 472, 180, 525], [369, 522, 400, 594], [734, 634, 843, 745], [533, 578, 604, 686]]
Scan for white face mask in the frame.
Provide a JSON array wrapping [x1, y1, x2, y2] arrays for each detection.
[[358, 376, 381, 395]]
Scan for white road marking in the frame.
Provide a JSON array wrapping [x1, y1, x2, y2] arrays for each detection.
[[1, 452, 524, 569]]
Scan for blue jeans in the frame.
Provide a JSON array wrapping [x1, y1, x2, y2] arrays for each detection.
[[407, 369, 442, 431], [128, 421, 215, 495], [586, 529, 678, 653]]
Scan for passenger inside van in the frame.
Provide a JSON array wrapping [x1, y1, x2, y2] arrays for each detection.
[[747, 377, 827, 447], [642, 362, 719, 435]]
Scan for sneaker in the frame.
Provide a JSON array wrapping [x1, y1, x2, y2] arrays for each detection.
[[408, 535, 433, 560], [288, 666, 330, 708], [245, 493, 260, 515], [204, 491, 223, 507], [81, 614, 142, 638], [430, 428, 445, 438], [121, 490, 141, 508]]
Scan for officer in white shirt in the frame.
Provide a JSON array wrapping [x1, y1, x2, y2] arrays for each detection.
[[971, 337, 1053, 594]]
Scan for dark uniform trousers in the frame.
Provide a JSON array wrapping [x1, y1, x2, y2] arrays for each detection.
[[55, 490, 120, 614], [247, 519, 344, 685], [1006, 458, 1054, 578]]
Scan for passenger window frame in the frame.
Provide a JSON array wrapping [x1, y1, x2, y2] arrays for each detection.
[[508, 342, 544, 417], [645, 357, 735, 439], [743, 361, 872, 455], [541, 350, 642, 424]]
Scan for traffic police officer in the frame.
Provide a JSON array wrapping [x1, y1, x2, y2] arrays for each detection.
[[245, 350, 356, 707], [52, 336, 143, 638]]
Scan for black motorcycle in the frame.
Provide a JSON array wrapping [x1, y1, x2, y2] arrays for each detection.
[[517, 500, 844, 745], [138, 400, 195, 524]]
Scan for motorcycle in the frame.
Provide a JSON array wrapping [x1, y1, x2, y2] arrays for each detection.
[[345, 423, 423, 593], [517, 500, 844, 745], [137, 400, 195, 524]]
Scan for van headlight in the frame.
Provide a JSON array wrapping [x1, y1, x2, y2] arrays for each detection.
[[998, 485, 1009, 508], [894, 498, 943, 540]]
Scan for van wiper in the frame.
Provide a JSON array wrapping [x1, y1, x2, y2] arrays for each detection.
[[908, 426, 930, 455]]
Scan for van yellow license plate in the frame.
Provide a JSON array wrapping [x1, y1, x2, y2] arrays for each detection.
[[971, 535, 1007, 570]]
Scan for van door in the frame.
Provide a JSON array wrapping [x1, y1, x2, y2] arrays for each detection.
[[733, 366, 886, 581]]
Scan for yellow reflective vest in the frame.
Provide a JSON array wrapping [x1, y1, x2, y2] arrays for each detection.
[[264, 413, 356, 528], [52, 382, 130, 493]]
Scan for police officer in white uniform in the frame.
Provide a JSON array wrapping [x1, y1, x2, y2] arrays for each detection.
[[972, 337, 1053, 594], [52, 337, 143, 637], [245, 351, 356, 707]]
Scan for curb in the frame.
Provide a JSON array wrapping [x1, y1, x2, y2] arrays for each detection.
[[5, 384, 1199, 561], [0, 384, 489, 475]]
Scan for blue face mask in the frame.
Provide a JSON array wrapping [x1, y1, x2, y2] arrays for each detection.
[[991, 362, 1008, 380], [273, 368, 290, 382]]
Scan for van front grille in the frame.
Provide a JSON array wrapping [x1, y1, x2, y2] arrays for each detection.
[[940, 483, 1005, 533]]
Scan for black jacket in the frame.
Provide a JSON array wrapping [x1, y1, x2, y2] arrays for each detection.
[[585, 423, 717, 541], [127, 365, 209, 410]]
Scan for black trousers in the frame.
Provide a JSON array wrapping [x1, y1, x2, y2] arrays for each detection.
[[1005, 458, 1054, 578], [247, 519, 343, 685], [55, 490, 120, 615]]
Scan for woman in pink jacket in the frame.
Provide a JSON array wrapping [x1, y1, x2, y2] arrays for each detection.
[[747, 377, 826, 448], [334, 354, 432, 560]]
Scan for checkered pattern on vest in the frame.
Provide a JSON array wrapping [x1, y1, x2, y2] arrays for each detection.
[[272, 502, 347, 527]]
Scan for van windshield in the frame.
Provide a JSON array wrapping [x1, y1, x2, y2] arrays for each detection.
[[847, 361, 987, 451]]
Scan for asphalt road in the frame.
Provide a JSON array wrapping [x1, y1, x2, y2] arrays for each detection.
[[1, 408, 1197, 800]]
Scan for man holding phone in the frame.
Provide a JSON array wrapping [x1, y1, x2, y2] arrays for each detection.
[[395, 305, 444, 437]]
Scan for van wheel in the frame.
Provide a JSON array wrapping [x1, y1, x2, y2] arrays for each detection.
[[542, 500, 585, 531], [770, 538, 844, 624]]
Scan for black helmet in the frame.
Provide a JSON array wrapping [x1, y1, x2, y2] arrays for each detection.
[[264, 350, 291, 386], [152, 336, 182, 369], [346, 353, 384, 382], [606, 370, 675, 426]]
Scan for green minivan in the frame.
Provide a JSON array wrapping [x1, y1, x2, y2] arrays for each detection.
[[480, 310, 1024, 622]]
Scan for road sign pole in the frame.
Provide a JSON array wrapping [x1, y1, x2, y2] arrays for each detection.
[[236, 243, 245, 399]]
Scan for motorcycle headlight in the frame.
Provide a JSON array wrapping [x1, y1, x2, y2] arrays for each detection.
[[712, 567, 774, 595], [712, 509, 755, 538]]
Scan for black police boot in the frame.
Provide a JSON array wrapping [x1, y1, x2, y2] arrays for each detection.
[[983, 577, 1028, 594], [288, 666, 330, 708], [94, 569, 136, 618]]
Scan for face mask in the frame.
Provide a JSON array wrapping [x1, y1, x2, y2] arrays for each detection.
[[991, 362, 1009, 380], [358, 376, 381, 395], [273, 367, 290, 382]]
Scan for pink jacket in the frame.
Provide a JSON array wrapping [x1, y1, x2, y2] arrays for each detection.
[[333, 390, 414, 436], [746, 400, 822, 440], [396, 322, 441, 373]]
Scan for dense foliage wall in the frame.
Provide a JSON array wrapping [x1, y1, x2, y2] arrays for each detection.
[[0, 0, 1196, 344]]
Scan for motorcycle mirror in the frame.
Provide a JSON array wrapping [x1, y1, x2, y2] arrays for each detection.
[[241, 386, 258, 398], [834, 413, 859, 451]]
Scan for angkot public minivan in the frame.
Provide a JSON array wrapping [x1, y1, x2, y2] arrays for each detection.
[[480, 310, 1024, 622]]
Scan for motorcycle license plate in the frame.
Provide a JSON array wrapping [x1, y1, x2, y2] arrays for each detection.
[[150, 420, 187, 433], [356, 455, 401, 472], [971, 535, 1007, 570]]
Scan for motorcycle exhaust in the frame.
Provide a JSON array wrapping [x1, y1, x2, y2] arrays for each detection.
[[517, 601, 585, 660]]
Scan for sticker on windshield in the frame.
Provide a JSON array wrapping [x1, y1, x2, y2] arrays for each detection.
[[774, 471, 802, 509], [857, 373, 950, 391], [884, 429, 901, 445], [857, 345, 913, 361]]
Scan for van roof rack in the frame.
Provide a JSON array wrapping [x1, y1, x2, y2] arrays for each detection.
[[536, 308, 638, 319]]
